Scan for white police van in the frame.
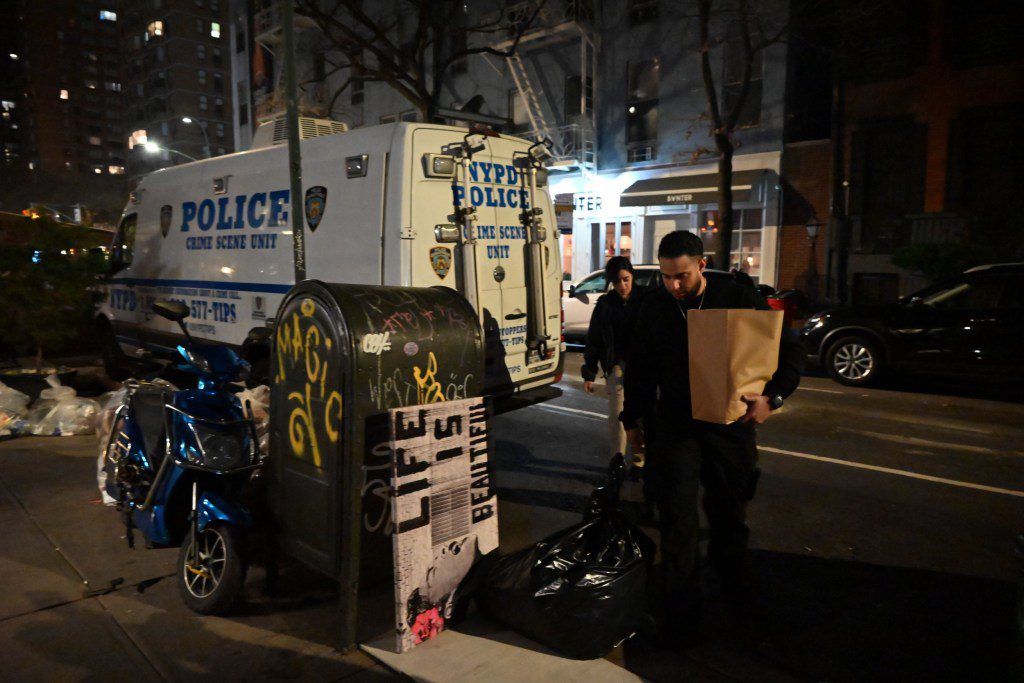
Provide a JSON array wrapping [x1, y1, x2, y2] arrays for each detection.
[[98, 118, 564, 402]]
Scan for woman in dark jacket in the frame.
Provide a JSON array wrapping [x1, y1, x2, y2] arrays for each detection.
[[581, 256, 644, 461]]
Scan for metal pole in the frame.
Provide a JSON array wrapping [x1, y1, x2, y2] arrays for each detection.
[[282, 0, 306, 283]]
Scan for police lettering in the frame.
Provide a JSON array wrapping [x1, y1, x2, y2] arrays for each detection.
[[180, 189, 290, 233]]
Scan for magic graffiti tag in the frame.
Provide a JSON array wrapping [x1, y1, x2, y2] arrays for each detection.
[[274, 297, 344, 468]]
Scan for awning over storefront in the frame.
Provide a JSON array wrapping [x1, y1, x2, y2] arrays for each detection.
[[620, 169, 766, 207]]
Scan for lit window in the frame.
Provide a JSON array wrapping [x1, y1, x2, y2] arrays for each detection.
[[94, 167, 103, 174], [59, 89, 69, 100], [128, 129, 148, 149], [65, 161, 72, 169], [147, 20, 163, 38], [197, 44, 205, 60], [28, 161, 35, 170], [210, 22, 221, 38], [108, 165, 125, 175], [9, 53, 19, 60], [1, 100, 14, 111], [197, 69, 207, 85], [89, 136, 102, 145], [104, 81, 122, 92], [99, 10, 117, 21], [199, 95, 208, 110], [85, 80, 98, 90]]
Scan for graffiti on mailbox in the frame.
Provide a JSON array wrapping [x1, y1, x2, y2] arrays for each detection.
[[274, 297, 344, 468]]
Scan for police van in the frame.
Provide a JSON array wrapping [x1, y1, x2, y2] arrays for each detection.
[[98, 118, 564, 402]]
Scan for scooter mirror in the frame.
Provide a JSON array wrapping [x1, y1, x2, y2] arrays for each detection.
[[152, 300, 190, 322]]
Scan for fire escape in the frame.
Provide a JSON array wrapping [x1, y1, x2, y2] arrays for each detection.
[[490, 0, 598, 172], [252, 1, 323, 123]]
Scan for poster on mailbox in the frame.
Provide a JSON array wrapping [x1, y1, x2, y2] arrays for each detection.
[[388, 398, 498, 653]]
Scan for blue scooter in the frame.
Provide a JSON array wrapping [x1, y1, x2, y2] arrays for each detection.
[[103, 301, 262, 614]]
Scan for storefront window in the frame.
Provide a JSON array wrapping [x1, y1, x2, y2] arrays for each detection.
[[699, 208, 763, 279], [561, 232, 573, 280], [604, 221, 632, 261]]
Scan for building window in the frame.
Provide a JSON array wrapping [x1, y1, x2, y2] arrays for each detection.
[[212, 47, 222, 65], [626, 59, 658, 146], [210, 22, 221, 39], [627, 146, 653, 163], [197, 44, 206, 60], [723, 39, 762, 127], [146, 20, 163, 38], [238, 103, 248, 126], [199, 95, 208, 111], [85, 80, 98, 90], [210, 0, 219, 10], [59, 89, 69, 100], [196, 18, 203, 34], [109, 164, 125, 174], [99, 10, 117, 21], [215, 98, 224, 116], [850, 118, 927, 252], [198, 69, 207, 86], [213, 72, 223, 92], [216, 122, 225, 138], [104, 81, 121, 92], [699, 208, 763, 279], [89, 136, 102, 146], [629, 0, 658, 25]]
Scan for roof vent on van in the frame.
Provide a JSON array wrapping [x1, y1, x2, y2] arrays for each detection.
[[250, 116, 348, 150]]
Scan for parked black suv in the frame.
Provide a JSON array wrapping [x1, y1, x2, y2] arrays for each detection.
[[800, 263, 1024, 386]]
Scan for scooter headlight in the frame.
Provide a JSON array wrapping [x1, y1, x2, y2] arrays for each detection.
[[200, 432, 245, 470], [174, 411, 256, 472]]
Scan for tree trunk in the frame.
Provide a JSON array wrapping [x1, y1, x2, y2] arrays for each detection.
[[714, 135, 735, 269]]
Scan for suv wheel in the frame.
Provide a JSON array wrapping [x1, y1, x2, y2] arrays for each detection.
[[825, 335, 882, 386]]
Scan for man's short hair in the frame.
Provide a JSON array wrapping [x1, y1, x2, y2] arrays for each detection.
[[658, 230, 704, 259]]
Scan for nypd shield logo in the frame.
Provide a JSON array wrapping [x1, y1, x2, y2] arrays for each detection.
[[430, 246, 452, 280], [160, 205, 173, 238], [304, 185, 327, 232]]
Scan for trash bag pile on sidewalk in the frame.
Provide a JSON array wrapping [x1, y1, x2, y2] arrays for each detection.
[[0, 375, 100, 438], [477, 454, 655, 659]]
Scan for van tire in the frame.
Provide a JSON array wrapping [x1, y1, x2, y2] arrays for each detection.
[[95, 318, 130, 382]]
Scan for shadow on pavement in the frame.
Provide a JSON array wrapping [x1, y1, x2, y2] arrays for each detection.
[[624, 549, 1015, 681], [803, 364, 1024, 404]]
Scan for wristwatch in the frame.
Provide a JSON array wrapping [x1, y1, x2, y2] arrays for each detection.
[[767, 394, 784, 410]]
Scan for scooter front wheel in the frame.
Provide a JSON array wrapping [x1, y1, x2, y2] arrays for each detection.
[[177, 523, 247, 615]]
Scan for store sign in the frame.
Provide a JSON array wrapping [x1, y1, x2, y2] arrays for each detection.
[[573, 193, 603, 212]]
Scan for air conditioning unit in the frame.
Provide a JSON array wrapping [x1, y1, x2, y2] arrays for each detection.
[[250, 116, 348, 149]]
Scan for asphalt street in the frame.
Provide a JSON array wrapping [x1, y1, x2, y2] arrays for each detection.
[[1, 354, 1021, 681], [489, 351, 1024, 680]]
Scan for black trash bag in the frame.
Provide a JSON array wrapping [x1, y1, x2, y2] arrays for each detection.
[[478, 454, 655, 659]]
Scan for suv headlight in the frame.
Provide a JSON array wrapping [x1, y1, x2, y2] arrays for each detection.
[[803, 315, 825, 332]]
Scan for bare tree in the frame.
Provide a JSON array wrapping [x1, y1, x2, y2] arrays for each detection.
[[294, 0, 546, 121], [695, 0, 787, 270]]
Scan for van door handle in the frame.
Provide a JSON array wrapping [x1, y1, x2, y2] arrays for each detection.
[[504, 311, 527, 320]]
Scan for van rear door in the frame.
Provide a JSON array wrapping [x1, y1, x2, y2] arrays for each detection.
[[410, 128, 556, 394]]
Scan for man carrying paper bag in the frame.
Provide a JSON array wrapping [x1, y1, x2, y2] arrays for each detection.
[[620, 231, 805, 647], [687, 308, 785, 424]]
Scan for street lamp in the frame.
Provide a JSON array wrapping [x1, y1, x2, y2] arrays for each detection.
[[144, 141, 199, 162], [181, 116, 211, 158]]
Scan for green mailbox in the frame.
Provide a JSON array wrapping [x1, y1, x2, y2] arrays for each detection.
[[268, 281, 484, 647]]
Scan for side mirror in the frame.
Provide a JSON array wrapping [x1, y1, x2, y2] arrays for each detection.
[[568, 284, 576, 298], [152, 300, 189, 321]]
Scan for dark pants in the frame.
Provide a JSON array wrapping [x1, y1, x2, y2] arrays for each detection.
[[647, 415, 760, 616]]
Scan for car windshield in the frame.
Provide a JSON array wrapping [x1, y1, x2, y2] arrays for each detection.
[[574, 274, 607, 295]]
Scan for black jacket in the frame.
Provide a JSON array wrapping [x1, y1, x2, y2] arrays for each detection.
[[620, 277, 805, 430], [581, 290, 644, 382]]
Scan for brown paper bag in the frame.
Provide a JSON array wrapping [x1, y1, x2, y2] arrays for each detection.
[[687, 309, 784, 424]]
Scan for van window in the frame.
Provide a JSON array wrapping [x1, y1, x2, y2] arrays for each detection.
[[111, 213, 137, 273]]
